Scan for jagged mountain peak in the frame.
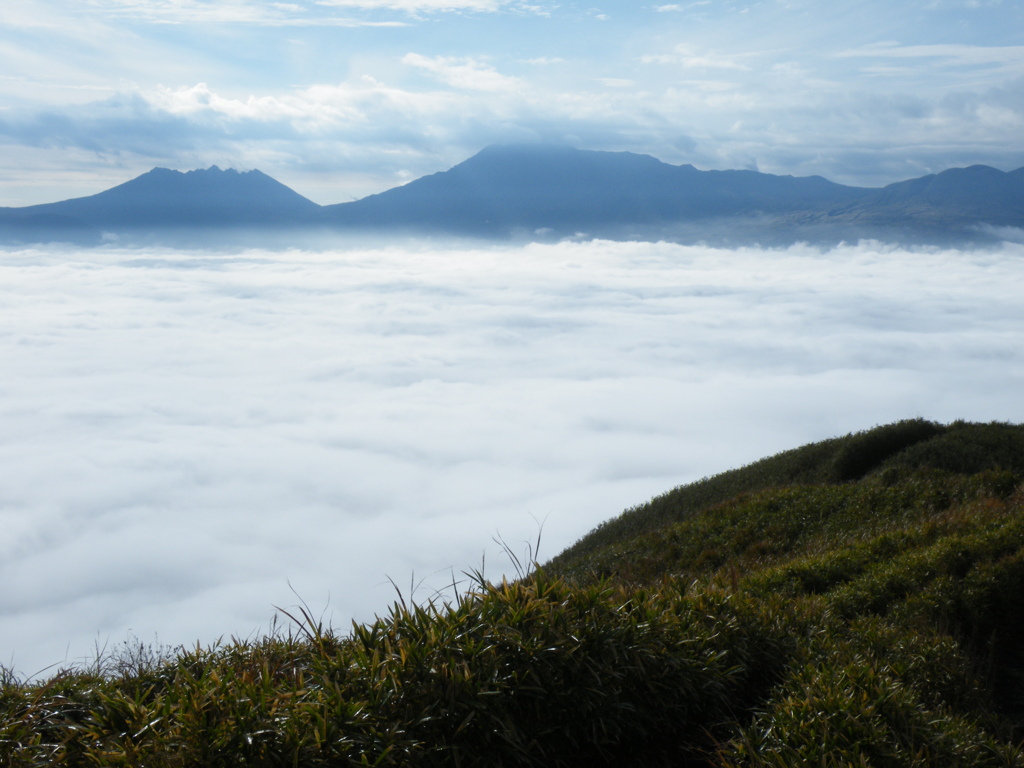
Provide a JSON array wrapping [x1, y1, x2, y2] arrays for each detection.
[[12, 164, 320, 230]]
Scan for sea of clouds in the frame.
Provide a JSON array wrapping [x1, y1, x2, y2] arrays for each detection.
[[2, 238, 1023, 676]]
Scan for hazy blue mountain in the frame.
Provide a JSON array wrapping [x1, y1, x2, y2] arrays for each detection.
[[320, 144, 872, 238], [815, 164, 1024, 230], [3, 145, 1024, 247], [12, 166, 320, 230], [0, 211, 102, 246]]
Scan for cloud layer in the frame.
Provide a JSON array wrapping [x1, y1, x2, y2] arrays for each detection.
[[1, 1, 1024, 204], [2, 238, 1023, 677]]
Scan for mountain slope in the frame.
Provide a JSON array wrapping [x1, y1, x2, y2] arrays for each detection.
[[816, 164, 1024, 229], [547, 419, 1024, 582], [321, 144, 871, 237], [14, 166, 321, 229], [0, 211, 102, 246]]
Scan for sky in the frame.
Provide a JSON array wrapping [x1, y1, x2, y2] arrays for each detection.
[[2, 238, 1024, 677], [2, 0, 1024, 206]]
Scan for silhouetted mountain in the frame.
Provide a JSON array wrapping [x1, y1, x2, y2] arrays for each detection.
[[4, 146, 1024, 247], [0, 211, 102, 246], [320, 144, 872, 238], [12, 166, 320, 230], [811, 164, 1024, 231]]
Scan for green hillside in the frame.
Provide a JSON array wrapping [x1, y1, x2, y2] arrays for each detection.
[[3, 419, 1023, 766]]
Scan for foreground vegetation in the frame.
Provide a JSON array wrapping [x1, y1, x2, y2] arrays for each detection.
[[3, 419, 1023, 766]]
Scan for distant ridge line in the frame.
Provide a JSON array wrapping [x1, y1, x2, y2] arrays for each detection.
[[3, 145, 1023, 247]]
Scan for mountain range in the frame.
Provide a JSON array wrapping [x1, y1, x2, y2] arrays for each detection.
[[3, 144, 1023, 246]]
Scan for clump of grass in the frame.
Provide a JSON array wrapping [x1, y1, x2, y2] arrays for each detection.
[[0, 576, 794, 766], [722, 641, 1020, 768]]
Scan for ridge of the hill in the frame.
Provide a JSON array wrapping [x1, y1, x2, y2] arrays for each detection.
[[547, 418, 1024, 574]]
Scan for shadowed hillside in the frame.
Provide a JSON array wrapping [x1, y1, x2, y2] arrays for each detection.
[[2, 419, 1023, 766]]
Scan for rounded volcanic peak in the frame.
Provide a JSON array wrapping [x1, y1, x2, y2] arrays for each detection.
[[442, 144, 862, 209], [324, 143, 875, 236], [442, 143, 692, 189], [324, 144, 702, 234], [445, 145, 865, 216], [466, 142, 680, 169]]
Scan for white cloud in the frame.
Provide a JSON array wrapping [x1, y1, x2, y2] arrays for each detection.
[[80, 0, 410, 25], [4, 0, 1024, 204], [316, 0, 508, 10], [402, 53, 524, 91], [1, 238, 1023, 677], [4, 50, 1024, 204], [920, 0, 1007, 8], [146, 82, 360, 125], [835, 42, 1024, 75], [644, 44, 753, 71]]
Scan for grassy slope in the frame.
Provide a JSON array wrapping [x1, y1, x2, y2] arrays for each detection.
[[2, 419, 1024, 766]]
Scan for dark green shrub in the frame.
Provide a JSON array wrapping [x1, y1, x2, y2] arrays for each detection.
[[883, 422, 1024, 476], [829, 419, 945, 482]]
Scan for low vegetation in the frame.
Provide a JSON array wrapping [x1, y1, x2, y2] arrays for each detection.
[[3, 419, 1023, 765]]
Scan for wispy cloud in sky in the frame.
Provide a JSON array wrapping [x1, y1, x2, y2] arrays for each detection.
[[1, 0, 1023, 203], [314, 0, 511, 10], [85, 0, 416, 24], [645, 45, 754, 71], [402, 53, 525, 91], [2, 238, 1023, 677]]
